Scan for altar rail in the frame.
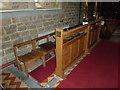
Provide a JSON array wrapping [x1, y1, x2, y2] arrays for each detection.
[[55, 18, 102, 79]]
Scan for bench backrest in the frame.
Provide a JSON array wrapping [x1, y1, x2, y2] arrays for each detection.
[[13, 32, 55, 58], [34, 32, 55, 42], [13, 40, 36, 58]]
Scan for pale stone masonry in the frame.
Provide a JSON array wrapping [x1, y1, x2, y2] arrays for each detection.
[[1, 2, 33, 10], [1, 2, 81, 65]]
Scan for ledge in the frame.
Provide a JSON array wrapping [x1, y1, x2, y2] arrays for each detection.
[[0, 8, 63, 19]]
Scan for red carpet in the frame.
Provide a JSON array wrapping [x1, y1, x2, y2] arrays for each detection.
[[29, 58, 56, 83], [57, 40, 119, 88]]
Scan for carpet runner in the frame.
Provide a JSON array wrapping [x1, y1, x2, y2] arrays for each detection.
[[57, 40, 119, 88], [29, 57, 56, 86]]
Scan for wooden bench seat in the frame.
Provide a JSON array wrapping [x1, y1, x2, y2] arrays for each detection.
[[38, 41, 56, 53], [18, 49, 43, 63], [13, 40, 44, 77], [13, 32, 56, 77], [34, 32, 56, 67]]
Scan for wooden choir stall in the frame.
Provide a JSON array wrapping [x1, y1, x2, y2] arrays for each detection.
[[88, 20, 101, 48], [105, 18, 119, 33], [55, 19, 102, 79]]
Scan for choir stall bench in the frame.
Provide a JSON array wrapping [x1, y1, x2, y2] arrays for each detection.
[[13, 40, 44, 77], [13, 32, 56, 77]]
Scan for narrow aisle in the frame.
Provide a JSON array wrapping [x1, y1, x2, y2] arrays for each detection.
[[110, 24, 120, 42], [57, 40, 119, 88]]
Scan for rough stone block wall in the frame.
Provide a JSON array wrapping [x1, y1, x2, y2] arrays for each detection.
[[1, 2, 80, 66], [37, 2, 61, 9], [11, 2, 29, 10]]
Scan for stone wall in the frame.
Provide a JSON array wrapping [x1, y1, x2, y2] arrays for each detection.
[[36, 2, 62, 9], [1, 2, 80, 65], [1, 2, 61, 10], [1, 2, 32, 10]]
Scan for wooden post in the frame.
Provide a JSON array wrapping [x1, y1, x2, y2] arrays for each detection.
[[41, 55, 46, 67], [97, 19, 102, 41], [84, 24, 90, 54], [54, 28, 66, 79], [13, 46, 21, 71], [46, 35, 49, 42], [97, 17, 103, 41]]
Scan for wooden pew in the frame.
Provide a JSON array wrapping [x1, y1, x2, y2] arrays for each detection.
[[13, 40, 43, 77], [88, 20, 101, 48], [55, 25, 89, 79], [106, 18, 119, 33], [13, 32, 55, 77], [55, 18, 102, 79], [33, 32, 56, 67]]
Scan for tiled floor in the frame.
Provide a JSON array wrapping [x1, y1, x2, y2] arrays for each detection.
[[0, 65, 43, 88], [0, 53, 88, 89], [0, 55, 57, 89]]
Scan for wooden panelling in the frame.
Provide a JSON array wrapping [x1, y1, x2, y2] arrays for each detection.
[[71, 40, 79, 62], [55, 18, 102, 79], [62, 45, 71, 70], [79, 35, 85, 56], [88, 22, 100, 49]]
